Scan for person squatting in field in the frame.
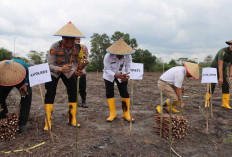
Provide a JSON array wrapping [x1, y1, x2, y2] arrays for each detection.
[[205, 40, 232, 109], [44, 21, 85, 130], [103, 38, 135, 122], [156, 62, 200, 113], [0, 59, 32, 133]]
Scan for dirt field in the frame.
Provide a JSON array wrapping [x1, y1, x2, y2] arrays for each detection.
[[0, 72, 232, 157]]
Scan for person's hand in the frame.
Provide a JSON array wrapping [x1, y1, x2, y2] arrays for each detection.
[[121, 73, 129, 82], [19, 84, 28, 98], [229, 77, 232, 82], [218, 78, 223, 85], [180, 102, 184, 108], [59, 64, 71, 73], [73, 70, 83, 77], [114, 73, 123, 79]]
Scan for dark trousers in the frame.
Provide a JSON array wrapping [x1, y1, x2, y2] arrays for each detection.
[[209, 68, 229, 94], [79, 74, 86, 102], [104, 79, 129, 99], [45, 73, 77, 104], [0, 84, 32, 126]]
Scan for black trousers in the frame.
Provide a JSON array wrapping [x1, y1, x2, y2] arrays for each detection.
[[209, 68, 229, 94], [79, 74, 86, 102], [104, 79, 129, 99], [0, 84, 32, 126], [45, 73, 77, 104]]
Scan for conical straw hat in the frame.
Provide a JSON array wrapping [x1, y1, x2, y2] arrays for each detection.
[[184, 62, 199, 80], [0, 60, 26, 86], [106, 38, 135, 55], [54, 21, 85, 38]]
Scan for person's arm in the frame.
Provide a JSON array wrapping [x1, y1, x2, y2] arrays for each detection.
[[175, 87, 184, 108], [218, 60, 223, 85], [104, 53, 116, 77]]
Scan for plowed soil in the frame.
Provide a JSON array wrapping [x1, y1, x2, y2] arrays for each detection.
[[0, 72, 232, 157]]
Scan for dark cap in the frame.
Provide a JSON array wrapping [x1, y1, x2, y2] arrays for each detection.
[[225, 40, 232, 45]]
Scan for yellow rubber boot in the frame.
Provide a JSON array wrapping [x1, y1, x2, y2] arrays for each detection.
[[222, 94, 232, 109], [122, 98, 134, 122], [106, 98, 117, 122], [68, 103, 80, 127], [166, 100, 180, 113], [156, 100, 168, 113], [44, 104, 54, 131], [205, 93, 211, 107]]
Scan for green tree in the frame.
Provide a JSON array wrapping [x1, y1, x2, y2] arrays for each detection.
[[90, 33, 111, 71], [204, 55, 213, 65], [0, 48, 13, 61], [169, 59, 177, 66], [27, 50, 44, 65], [132, 48, 157, 72], [111, 31, 138, 49]]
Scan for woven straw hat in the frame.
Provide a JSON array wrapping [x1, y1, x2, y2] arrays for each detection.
[[106, 38, 135, 55], [0, 60, 26, 86], [54, 21, 85, 38], [225, 40, 232, 45], [184, 62, 199, 80]]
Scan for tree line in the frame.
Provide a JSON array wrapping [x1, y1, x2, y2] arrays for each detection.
[[0, 31, 213, 72]]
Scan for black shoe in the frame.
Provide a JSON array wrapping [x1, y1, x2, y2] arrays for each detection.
[[82, 103, 88, 108], [19, 125, 27, 133], [78, 103, 83, 107]]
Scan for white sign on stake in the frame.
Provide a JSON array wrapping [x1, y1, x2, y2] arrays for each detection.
[[129, 63, 144, 80], [201, 68, 218, 83], [29, 63, 52, 87]]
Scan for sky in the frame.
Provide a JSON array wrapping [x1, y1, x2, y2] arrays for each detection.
[[1, 0, 232, 63]]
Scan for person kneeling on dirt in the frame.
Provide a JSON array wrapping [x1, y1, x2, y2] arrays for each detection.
[[156, 62, 199, 113], [205, 40, 232, 109], [44, 21, 85, 131], [0, 59, 32, 133], [103, 38, 135, 122]]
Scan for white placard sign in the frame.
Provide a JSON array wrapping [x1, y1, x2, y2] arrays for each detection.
[[201, 68, 218, 83], [29, 63, 52, 87], [129, 63, 144, 80]]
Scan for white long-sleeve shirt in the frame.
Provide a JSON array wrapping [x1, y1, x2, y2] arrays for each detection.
[[103, 53, 132, 82], [160, 66, 186, 88]]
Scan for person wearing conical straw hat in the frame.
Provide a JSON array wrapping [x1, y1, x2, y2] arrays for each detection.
[[44, 21, 85, 131], [103, 38, 135, 122], [205, 40, 232, 109], [0, 59, 32, 133], [156, 62, 199, 113]]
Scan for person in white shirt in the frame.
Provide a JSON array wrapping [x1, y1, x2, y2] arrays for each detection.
[[103, 38, 135, 122], [156, 62, 200, 113]]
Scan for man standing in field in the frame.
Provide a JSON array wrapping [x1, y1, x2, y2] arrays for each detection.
[[44, 21, 85, 131], [205, 40, 232, 109], [103, 38, 135, 122], [156, 62, 199, 113]]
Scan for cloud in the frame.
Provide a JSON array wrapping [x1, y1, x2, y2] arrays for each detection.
[[0, 0, 232, 63]]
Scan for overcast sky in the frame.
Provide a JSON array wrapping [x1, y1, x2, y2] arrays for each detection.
[[1, 0, 232, 62]]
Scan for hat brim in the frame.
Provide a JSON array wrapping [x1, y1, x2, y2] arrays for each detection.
[[106, 49, 135, 55]]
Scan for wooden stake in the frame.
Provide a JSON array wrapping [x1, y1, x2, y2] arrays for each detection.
[[205, 83, 209, 134], [210, 83, 213, 118], [169, 97, 173, 157], [75, 76, 80, 157], [160, 90, 163, 138], [39, 84, 54, 143], [130, 80, 134, 134]]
